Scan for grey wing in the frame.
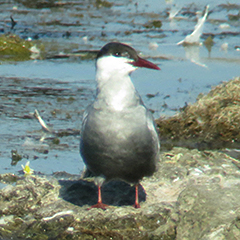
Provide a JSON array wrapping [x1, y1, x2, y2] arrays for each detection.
[[80, 104, 97, 177], [81, 104, 92, 130], [146, 110, 160, 152]]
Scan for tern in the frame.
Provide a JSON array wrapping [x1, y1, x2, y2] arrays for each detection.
[[80, 42, 160, 209]]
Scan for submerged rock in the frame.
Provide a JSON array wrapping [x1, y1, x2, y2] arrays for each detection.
[[0, 147, 240, 239]]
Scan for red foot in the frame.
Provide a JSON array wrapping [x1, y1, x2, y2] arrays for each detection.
[[87, 185, 108, 210], [87, 202, 109, 210], [133, 203, 141, 208]]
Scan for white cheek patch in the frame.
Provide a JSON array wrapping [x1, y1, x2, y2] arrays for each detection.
[[96, 55, 137, 76]]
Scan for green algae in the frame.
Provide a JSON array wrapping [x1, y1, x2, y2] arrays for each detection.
[[228, 12, 240, 21], [144, 20, 162, 29], [95, 0, 113, 8], [11, 150, 22, 166], [52, 138, 60, 145], [0, 173, 19, 184], [204, 36, 214, 55], [0, 34, 44, 61], [14, 0, 57, 9]]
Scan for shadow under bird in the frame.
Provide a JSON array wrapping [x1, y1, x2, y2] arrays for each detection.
[[80, 42, 160, 209]]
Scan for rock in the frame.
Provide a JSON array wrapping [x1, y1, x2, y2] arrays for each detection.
[[156, 77, 240, 150], [0, 147, 240, 239]]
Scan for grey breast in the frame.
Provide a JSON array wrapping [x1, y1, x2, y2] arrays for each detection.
[[80, 103, 159, 183]]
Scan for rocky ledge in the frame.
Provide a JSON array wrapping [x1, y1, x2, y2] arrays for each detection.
[[0, 147, 240, 239]]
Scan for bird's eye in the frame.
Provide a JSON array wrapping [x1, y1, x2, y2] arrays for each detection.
[[115, 52, 121, 57], [114, 51, 130, 58]]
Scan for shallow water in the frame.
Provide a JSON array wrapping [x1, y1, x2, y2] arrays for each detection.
[[0, 0, 239, 175]]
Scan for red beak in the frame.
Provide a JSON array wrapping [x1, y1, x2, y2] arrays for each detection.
[[130, 57, 160, 70]]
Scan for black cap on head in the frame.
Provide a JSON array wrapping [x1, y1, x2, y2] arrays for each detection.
[[96, 42, 160, 70], [96, 42, 138, 62]]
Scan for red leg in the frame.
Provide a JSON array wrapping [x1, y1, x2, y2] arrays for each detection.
[[88, 185, 108, 210], [133, 184, 141, 208]]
